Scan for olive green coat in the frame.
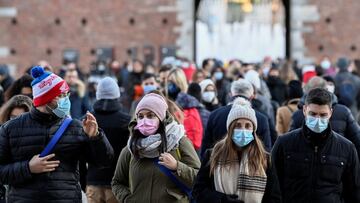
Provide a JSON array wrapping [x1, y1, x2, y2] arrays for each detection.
[[111, 135, 200, 203]]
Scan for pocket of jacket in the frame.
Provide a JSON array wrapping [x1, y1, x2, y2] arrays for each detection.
[[166, 188, 186, 200], [319, 155, 346, 184], [284, 153, 311, 178]]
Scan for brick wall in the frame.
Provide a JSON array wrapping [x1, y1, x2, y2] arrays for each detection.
[[0, 0, 180, 75], [303, 0, 360, 63]]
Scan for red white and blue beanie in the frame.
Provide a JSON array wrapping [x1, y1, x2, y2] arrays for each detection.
[[31, 66, 69, 107]]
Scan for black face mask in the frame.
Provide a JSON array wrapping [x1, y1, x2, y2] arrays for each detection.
[[167, 82, 181, 100]]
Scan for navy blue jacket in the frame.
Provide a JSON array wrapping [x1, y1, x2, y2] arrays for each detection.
[[200, 104, 272, 158]]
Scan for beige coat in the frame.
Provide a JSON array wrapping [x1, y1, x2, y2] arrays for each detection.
[[276, 99, 300, 135]]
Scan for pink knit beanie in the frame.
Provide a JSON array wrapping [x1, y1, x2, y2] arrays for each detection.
[[135, 93, 168, 121]]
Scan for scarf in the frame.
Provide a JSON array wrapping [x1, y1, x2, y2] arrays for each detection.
[[127, 121, 185, 158], [214, 153, 267, 203]]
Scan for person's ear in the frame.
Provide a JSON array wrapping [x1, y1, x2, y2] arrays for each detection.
[[303, 105, 307, 117]]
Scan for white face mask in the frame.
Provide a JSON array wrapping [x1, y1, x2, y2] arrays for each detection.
[[202, 92, 216, 103], [327, 84, 335, 93]]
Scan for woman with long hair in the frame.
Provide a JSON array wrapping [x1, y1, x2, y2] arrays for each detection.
[[111, 93, 200, 203], [193, 98, 281, 203]]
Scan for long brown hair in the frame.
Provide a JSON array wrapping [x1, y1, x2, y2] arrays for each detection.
[[210, 120, 268, 176], [0, 95, 32, 124]]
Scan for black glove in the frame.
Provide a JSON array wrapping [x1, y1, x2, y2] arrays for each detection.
[[221, 194, 244, 203]]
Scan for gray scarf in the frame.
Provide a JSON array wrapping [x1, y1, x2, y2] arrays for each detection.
[[127, 121, 185, 158]]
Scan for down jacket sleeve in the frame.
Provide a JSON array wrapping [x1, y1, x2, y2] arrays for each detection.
[[0, 125, 32, 184], [83, 128, 114, 167]]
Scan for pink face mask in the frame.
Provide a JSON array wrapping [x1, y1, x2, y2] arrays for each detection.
[[135, 118, 159, 136]]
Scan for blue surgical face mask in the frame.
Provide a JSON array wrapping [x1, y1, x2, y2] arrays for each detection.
[[305, 115, 329, 133], [143, 85, 157, 94], [52, 96, 71, 118], [214, 72, 223, 81], [232, 129, 254, 147]]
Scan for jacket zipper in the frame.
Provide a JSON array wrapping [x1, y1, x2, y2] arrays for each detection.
[[310, 146, 318, 202]]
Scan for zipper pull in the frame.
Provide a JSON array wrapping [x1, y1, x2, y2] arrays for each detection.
[[314, 146, 318, 153]]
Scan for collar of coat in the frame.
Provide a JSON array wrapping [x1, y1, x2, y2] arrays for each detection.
[[93, 99, 122, 113], [30, 106, 61, 124]]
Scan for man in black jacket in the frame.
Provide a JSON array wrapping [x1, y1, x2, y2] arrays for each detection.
[[86, 77, 131, 203], [200, 79, 273, 158], [290, 76, 360, 157], [272, 88, 360, 203], [0, 66, 114, 203]]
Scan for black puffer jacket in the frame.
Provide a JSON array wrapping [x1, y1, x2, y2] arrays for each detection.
[[87, 99, 131, 186], [290, 93, 360, 157], [272, 125, 360, 203], [0, 108, 114, 203]]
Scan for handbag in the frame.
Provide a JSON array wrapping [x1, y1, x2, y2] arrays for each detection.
[[39, 117, 72, 157]]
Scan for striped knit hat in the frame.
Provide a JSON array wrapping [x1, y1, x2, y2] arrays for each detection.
[[31, 66, 69, 107]]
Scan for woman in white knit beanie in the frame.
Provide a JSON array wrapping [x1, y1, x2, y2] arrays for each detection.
[[193, 97, 281, 203]]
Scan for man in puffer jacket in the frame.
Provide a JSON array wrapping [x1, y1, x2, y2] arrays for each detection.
[[290, 76, 360, 158], [272, 88, 360, 202], [0, 66, 114, 203]]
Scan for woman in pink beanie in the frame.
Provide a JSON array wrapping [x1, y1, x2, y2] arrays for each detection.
[[112, 91, 200, 203]]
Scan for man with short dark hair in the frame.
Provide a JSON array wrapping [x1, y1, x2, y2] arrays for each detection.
[[272, 88, 360, 202]]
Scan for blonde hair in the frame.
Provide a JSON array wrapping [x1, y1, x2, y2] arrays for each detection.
[[210, 120, 268, 176], [168, 68, 188, 93]]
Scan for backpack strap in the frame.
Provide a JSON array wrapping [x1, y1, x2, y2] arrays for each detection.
[[40, 117, 72, 157]]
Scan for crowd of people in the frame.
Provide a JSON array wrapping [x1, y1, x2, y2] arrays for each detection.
[[0, 55, 360, 203]]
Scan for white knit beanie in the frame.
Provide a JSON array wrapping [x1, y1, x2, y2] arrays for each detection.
[[226, 97, 257, 131], [199, 79, 215, 93]]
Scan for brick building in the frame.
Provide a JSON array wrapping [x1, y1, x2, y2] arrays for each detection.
[[0, 0, 359, 76], [0, 0, 194, 75]]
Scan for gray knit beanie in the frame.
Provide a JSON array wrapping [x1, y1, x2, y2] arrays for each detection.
[[226, 97, 257, 131], [96, 77, 120, 100]]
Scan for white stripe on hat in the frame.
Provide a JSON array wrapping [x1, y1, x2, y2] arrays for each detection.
[[32, 73, 64, 98]]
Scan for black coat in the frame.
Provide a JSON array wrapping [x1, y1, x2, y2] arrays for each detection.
[[0, 108, 114, 203], [290, 94, 360, 157], [87, 99, 131, 186], [200, 104, 272, 158], [266, 76, 287, 105], [271, 125, 360, 203], [193, 150, 282, 203]]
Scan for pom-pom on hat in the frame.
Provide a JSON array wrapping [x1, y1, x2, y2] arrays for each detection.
[[31, 66, 69, 107], [226, 97, 257, 131]]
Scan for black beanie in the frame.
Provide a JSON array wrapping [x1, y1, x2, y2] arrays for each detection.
[[187, 83, 202, 102], [287, 80, 303, 100]]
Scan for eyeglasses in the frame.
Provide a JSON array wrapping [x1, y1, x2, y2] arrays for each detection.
[[58, 92, 71, 98]]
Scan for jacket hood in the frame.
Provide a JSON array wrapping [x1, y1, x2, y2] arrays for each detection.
[[176, 92, 201, 109], [93, 99, 122, 113], [297, 92, 338, 109]]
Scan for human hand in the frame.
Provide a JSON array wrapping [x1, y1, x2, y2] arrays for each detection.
[[29, 154, 60, 173], [82, 112, 99, 138], [158, 152, 178, 171]]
